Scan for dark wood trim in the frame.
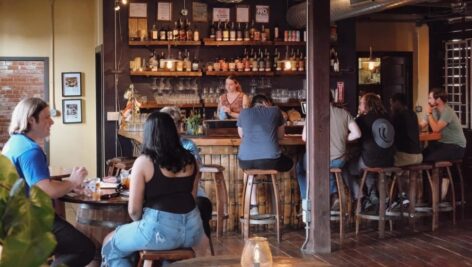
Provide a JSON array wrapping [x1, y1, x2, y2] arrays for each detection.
[[303, 0, 331, 253], [95, 45, 105, 177]]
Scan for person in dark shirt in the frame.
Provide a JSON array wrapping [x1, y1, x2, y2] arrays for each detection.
[[101, 112, 208, 266], [390, 93, 422, 166], [345, 93, 395, 211]]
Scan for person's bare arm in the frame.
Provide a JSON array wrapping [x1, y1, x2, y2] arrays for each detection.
[[238, 127, 244, 138], [302, 124, 306, 142], [347, 121, 361, 141], [35, 167, 87, 199], [277, 125, 285, 140], [427, 115, 448, 133], [128, 156, 152, 221]]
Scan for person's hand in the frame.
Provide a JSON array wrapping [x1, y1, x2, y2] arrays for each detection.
[[69, 167, 88, 188], [222, 106, 231, 113]]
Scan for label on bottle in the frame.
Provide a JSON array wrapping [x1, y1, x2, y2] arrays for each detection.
[[152, 31, 158, 40]]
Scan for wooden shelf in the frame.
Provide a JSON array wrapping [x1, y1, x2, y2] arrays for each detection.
[[273, 41, 306, 46], [140, 102, 202, 109], [203, 103, 218, 108], [130, 71, 203, 77], [274, 71, 306, 76], [129, 40, 201, 46], [275, 101, 302, 107], [205, 71, 274, 76], [203, 38, 272, 46]]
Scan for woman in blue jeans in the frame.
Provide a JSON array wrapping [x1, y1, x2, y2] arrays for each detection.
[[101, 112, 207, 267]]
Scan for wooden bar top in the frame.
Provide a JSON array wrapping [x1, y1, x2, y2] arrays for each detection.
[[118, 129, 305, 146]]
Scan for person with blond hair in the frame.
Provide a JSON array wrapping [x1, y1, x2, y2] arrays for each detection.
[[217, 76, 250, 119], [2, 97, 94, 267]]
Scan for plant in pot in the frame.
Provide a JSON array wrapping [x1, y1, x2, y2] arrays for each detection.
[[0, 154, 56, 267], [186, 111, 203, 136]]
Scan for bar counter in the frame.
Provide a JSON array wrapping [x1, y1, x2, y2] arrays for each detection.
[[118, 129, 305, 231]]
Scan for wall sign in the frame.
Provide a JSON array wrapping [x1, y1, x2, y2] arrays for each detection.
[[236, 5, 249, 23], [255, 5, 269, 23], [212, 8, 230, 22]]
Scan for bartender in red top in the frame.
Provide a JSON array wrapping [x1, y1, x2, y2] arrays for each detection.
[[218, 76, 250, 119]]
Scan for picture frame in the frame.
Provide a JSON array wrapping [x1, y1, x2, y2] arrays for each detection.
[[236, 5, 249, 23], [129, 2, 147, 18], [212, 7, 230, 22], [192, 2, 208, 22], [157, 2, 172, 21], [62, 99, 83, 124], [255, 5, 269, 23], [61, 72, 82, 97]]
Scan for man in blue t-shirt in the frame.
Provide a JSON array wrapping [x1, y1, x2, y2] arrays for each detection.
[[2, 98, 94, 267]]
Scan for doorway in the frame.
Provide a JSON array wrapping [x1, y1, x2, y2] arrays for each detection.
[[356, 52, 413, 111]]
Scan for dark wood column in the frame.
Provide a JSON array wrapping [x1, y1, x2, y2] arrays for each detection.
[[302, 0, 331, 253]]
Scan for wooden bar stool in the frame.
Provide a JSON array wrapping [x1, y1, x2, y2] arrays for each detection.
[[240, 169, 281, 243], [355, 166, 402, 238], [199, 164, 229, 238], [451, 159, 465, 220], [429, 161, 456, 230], [330, 168, 352, 244], [137, 248, 195, 267], [401, 163, 433, 230]]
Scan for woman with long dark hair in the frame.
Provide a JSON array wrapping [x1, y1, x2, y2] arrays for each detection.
[[101, 112, 206, 266]]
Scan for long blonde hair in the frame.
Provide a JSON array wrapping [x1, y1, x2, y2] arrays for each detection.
[[9, 98, 49, 135]]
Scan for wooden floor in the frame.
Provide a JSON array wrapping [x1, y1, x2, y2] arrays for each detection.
[[211, 220, 472, 266]]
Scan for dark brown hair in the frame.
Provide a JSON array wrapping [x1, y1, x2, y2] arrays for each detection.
[[362, 93, 387, 115], [430, 88, 448, 103]]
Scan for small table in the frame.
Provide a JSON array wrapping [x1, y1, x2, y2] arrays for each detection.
[[168, 255, 329, 267]]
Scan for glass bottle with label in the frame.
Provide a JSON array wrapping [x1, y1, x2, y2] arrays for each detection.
[[236, 22, 243, 41], [159, 26, 167, 40], [173, 21, 179, 40], [230, 22, 236, 41], [151, 23, 158, 40], [243, 23, 250, 41], [209, 22, 216, 40], [179, 19, 186, 41], [193, 25, 200, 41], [167, 26, 173, 41], [216, 21, 222, 41], [186, 20, 193, 41], [192, 56, 199, 71], [222, 21, 229, 41]]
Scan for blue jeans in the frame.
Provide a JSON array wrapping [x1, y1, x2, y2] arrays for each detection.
[[101, 207, 204, 267], [296, 153, 345, 200]]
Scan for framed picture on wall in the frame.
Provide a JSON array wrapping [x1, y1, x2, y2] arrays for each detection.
[[192, 2, 208, 22], [157, 2, 172, 21], [255, 5, 269, 23], [62, 72, 82, 97], [62, 99, 83, 124]]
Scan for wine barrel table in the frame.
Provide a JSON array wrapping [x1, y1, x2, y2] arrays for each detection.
[[59, 189, 130, 257]]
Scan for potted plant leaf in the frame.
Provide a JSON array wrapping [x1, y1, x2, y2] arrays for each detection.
[[0, 154, 56, 267], [186, 111, 202, 136]]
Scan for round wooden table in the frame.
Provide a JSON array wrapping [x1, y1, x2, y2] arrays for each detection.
[[168, 255, 329, 267]]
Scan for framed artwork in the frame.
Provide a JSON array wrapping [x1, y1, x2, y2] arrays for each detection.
[[255, 5, 269, 23], [212, 7, 230, 22], [236, 5, 249, 23], [62, 99, 83, 124], [192, 2, 208, 22], [157, 2, 172, 21], [62, 72, 82, 97], [129, 2, 147, 18]]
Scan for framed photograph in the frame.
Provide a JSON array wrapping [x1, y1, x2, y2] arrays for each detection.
[[157, 2, 172, 21], [255, 5, 269, 23], [236, 5, 249, 23], [62, 99, 82, 124], [62, 72, 82, 97], [192, 2, 208, 22], [212, 7, 230, 22], [129, 2, 147, 18]]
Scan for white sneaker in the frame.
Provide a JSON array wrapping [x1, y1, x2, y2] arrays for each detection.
[[250, 207, 259, 216]]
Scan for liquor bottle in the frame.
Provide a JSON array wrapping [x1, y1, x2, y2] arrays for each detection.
[[260, 25, 266, 42], [236, 22, 243, 41], [173, 21, 179, 40], [186, 20, 193, 41], [159, 51, 166, 69], [333, 51, 340, 72], [298, 51, 305, 71], [222, 21, 229, 41], [179, 19, 186, 41], [216, 21, 222, 41], [176, 50, 183, 72], [193, 25, 200, 41], [209, 22, 216, 40], [151, 23, 158, 40], [273, 48, 280, 71], [167, 26, 173, 41], [192, 55, 199, 71], [249, 20, 256, 40], [258, 49, 265, 71], [229, 22, 236, 41], [243, 22, 250, 41], [185, 50, 192, 71], [273, 24, 280, 41], [253, 22, 260, 41], [264, 49, 271, 72], [159, 26, 167, 40]]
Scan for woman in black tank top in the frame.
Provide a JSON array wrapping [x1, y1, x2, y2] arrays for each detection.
[[101, 112, 207, 266]]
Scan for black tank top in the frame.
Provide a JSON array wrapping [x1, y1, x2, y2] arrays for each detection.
[[144, 158, 197, 214]]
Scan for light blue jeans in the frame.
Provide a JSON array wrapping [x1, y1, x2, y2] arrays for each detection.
[[296, 152, 345, 200], [101, 207, 203, 267]]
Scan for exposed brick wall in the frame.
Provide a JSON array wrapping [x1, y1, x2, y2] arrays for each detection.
[[0, 60, 46, 149]]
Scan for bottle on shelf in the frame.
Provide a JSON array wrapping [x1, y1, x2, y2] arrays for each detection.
[[192, 55, 199, 71], [274, 24, 280, 41], [260, 25, 266, 42], [159, 26, 167, 41], [167, 26, 173, 41], [222, 20, 229, 41], [209, 22, 216, 40], [159, 51, 166, 69], [179, 19, 186, 41], [243, 22, 250, 41], [186, 20, 193, 41], [215, 21, 222, 41], [298, 51, 305, 72], [176, 50, 184, 72], [253, 23, 261, 41], [193, 25, 200, 41], [236, 22, 243, 41], [173, 21, 179, 40], [273, 48, 280, 71], [229, 22, 236, 41], [249, 20, 256, 40], [151, 23, 158, 40], [264, 49, 271, 72]]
